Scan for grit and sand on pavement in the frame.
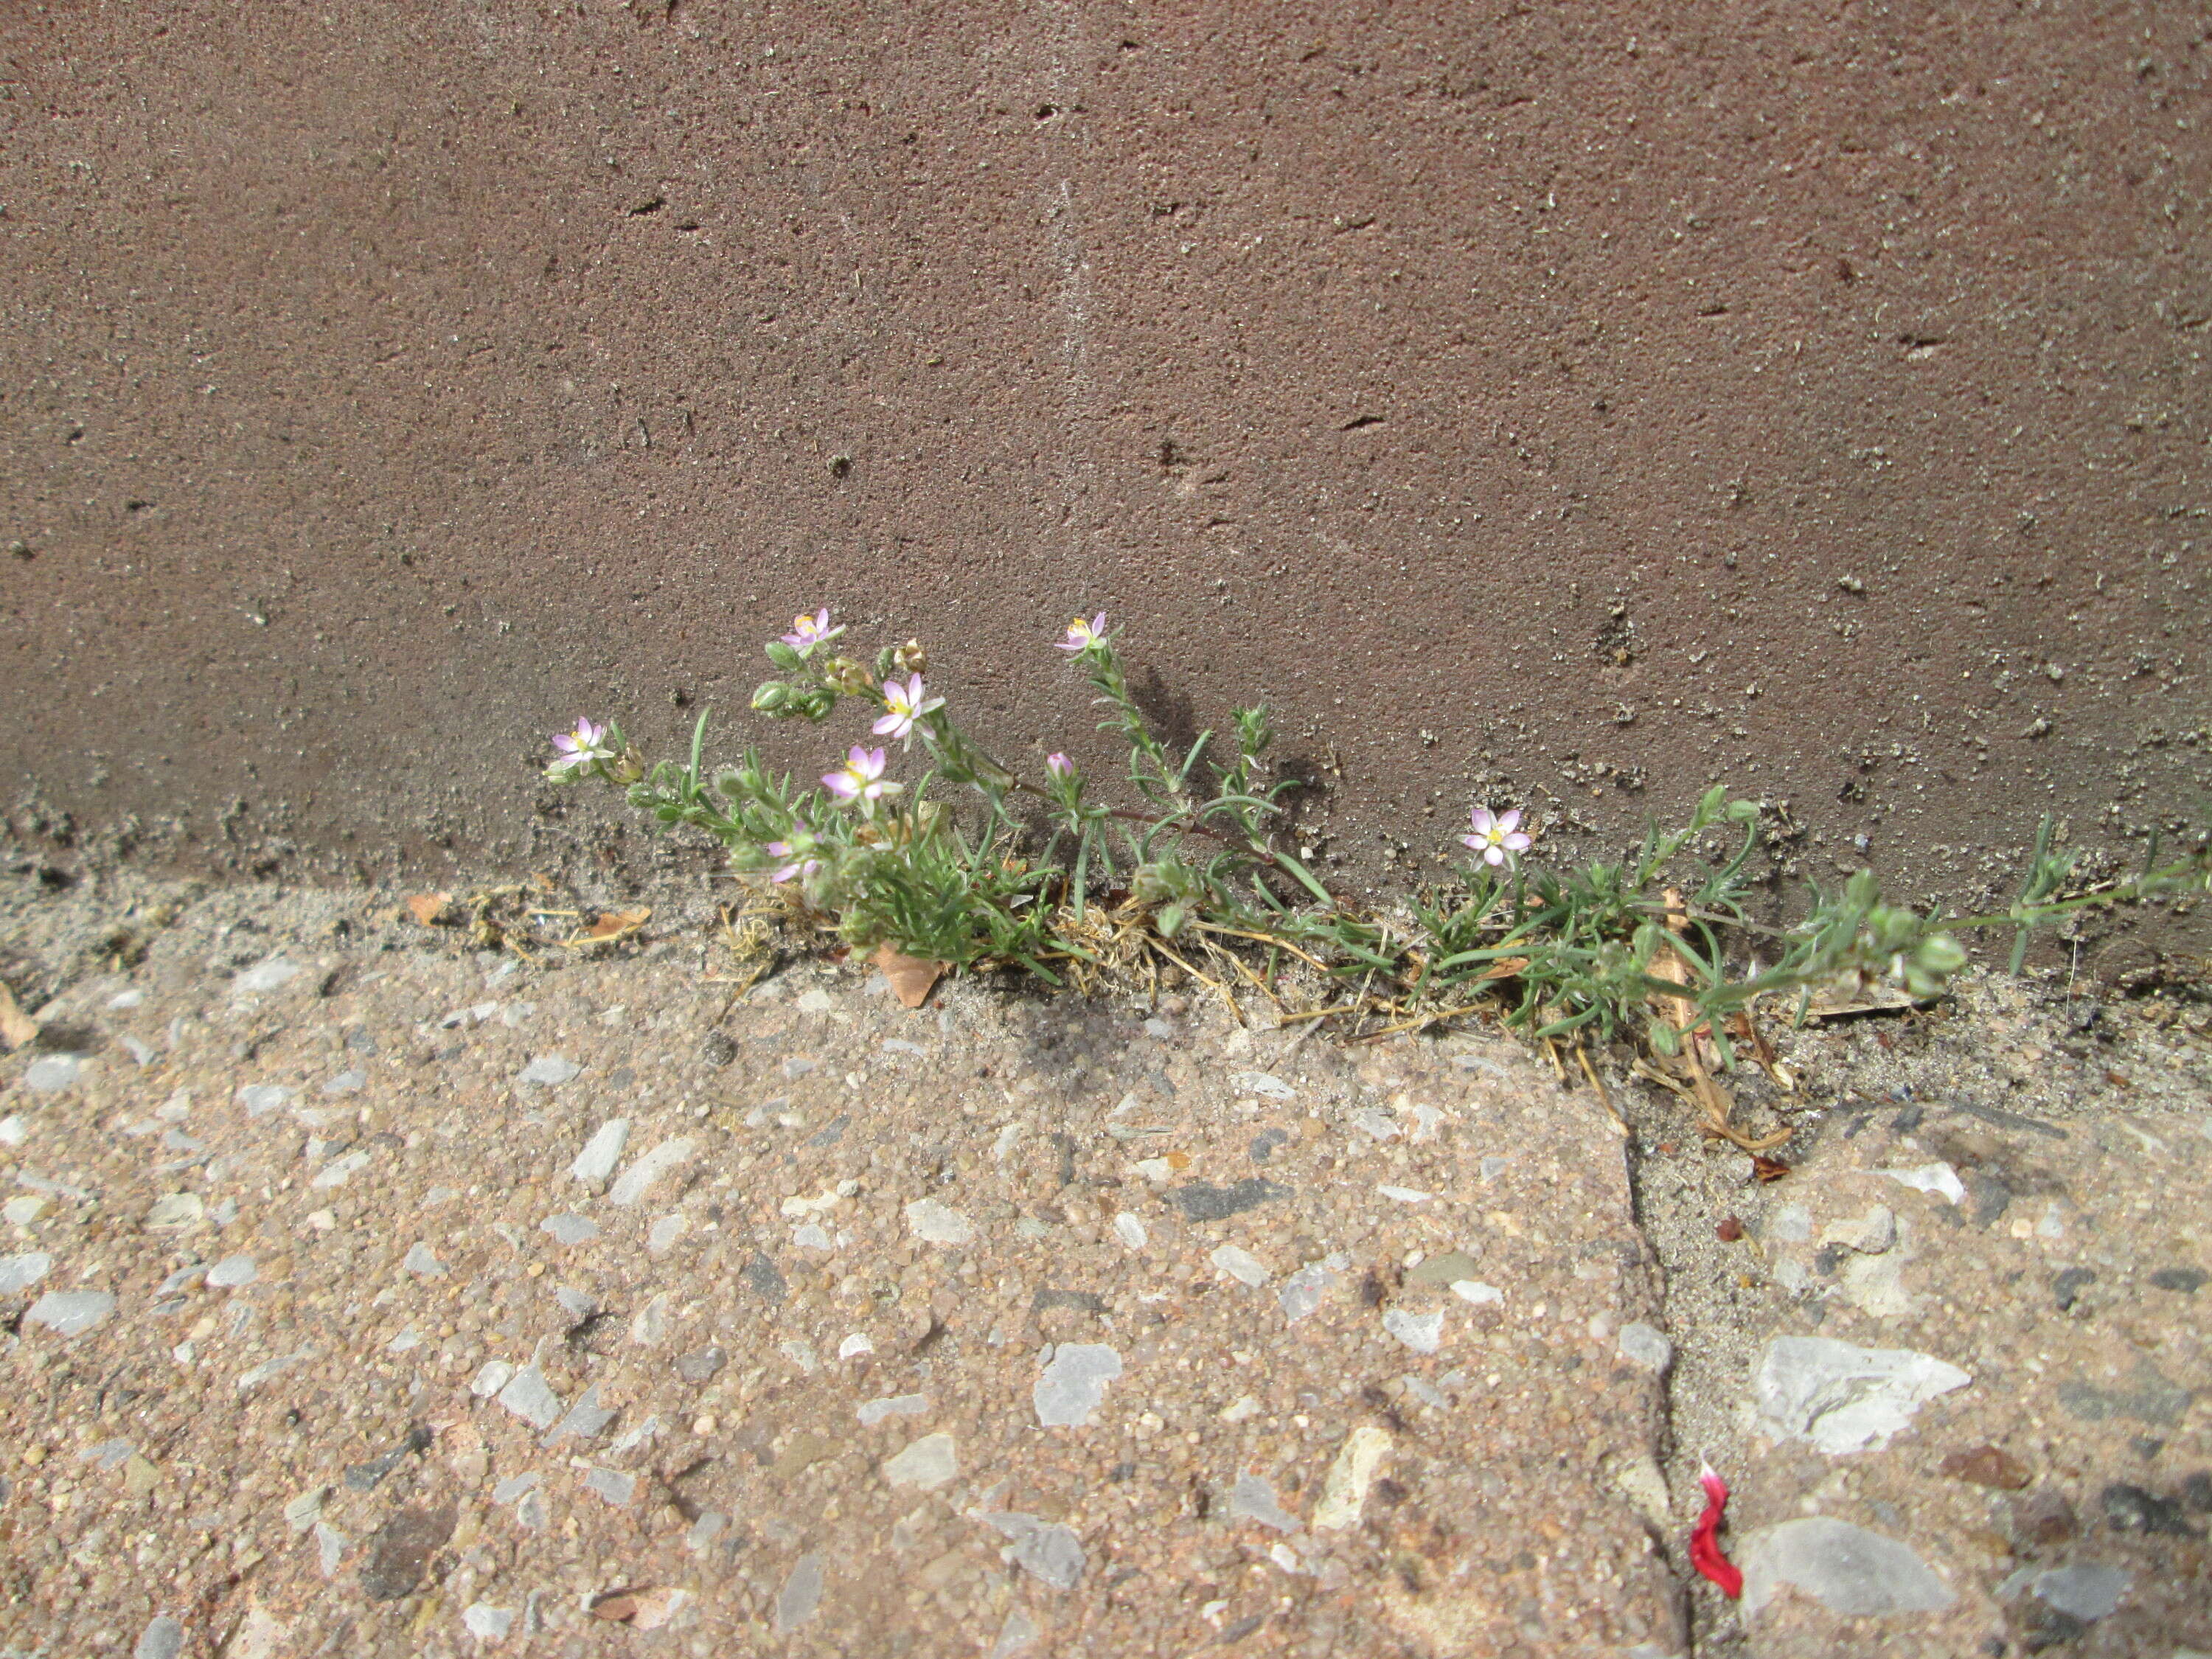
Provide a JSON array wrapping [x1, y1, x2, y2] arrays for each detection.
[[1, 866, 2208, 1658]]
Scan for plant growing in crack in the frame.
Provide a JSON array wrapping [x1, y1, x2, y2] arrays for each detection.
[[546, 608, 2211, 1142]]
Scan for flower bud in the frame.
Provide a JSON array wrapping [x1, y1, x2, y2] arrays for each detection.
[[826, 656, 877, 695], [892, 638, 928, 676], [610, 745, 647, 785], [752, 682, 792, 713]]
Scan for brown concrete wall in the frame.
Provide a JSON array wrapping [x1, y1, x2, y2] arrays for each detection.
[[4, 2, 2208, 902]]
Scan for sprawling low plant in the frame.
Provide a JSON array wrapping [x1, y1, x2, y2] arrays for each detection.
[[546, 612, 2211, 1062]]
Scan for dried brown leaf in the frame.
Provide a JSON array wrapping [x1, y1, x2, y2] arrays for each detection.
[[629, 1587, 686, 1630], [403, 892, 451, 926], [0, 981, 38, 1051], [872, 942, 946, 1009]]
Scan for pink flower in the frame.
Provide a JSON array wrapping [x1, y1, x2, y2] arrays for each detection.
[[547, 717, 613, 778], [1045, 753, 1075, 778], [872, 673, 944, 741], [764, 840, 820, 883], [1461, 807, 1532, 866], [822, 745, 900, 805], [780, 609, 841, 652], [1056, 613, 1108, 652]]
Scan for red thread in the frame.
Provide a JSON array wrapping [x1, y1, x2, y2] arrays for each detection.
[[1690, 1461, 1743, 1599]]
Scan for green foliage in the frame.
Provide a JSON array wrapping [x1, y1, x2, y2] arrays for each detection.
[[548, 620, 2211, 1053]]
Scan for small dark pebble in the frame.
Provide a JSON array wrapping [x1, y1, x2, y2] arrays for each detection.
[[2180, 1471, 2212, 1512], [2099, 1481, 2197, 1536], [700, 1030, 739, 1067], [1941, 1446, 2032, 1490], [344, 1424, 433, 1492], [807, 1114, 849, 1148], [1964, 1172, 2013, 1227], [2011, 1488, 2078, 1547], [1954, 1099, 2067, 1139], [1248, 1128, 1289, 1164], [1217, 1613, 1267, 1646], [1031, 1287, 1107, 1317], [2051, 1267, 2096, 1312], [2056, 1360, 2192, 1426], [358, 1501, 456, 1601], [565, 1310, 623, 1354], [742, 1253, 788, 1304], [1169, 1178, 1288, 1222], [1716, 1215, 1745, 1242], [2019, 1604, 2086, 1654], [2149, 1266, 2207, 1295]]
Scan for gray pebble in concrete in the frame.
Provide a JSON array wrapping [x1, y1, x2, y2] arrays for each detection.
[[546, 1383, 615, 1446], [0, 1252, 52, 1295], [610, 1136, 693, 1206], [24, 1055, 83, 1093], [1383, 1309, 1444, 1354], [1227, 1473, 1302, 1534], [236, 1083, 295, 1117], [496, 1366, 563, 1431], [858, 1393, 928, 1426], [1616, 1321, 1674, 1375], [462, 1604, 515, 1640], [675, 1346, 727, 1384], [540, 1213, 599, 1245], [883, 1433, 959, 1490], [984, 1512, 1086, 1590], [230, 956, 301, 994], [905, 1198, 975, 1245], [581, 1467, 635, 1506], [1740, 1516, 1955, 1617], [1278, 1261, 1336, 1323], [1753, 1336, 1971, 1455], [992, 1607, 1040, 1658], [133, 1615, 185, 1659], [775, 1554, 824, 1633], [25, 1290, 116, 1338], [570, 1119, 628, 1186], [2028, 1563, 2130, 1622], [518, 1055, 581, 1086], [1034, 1343, 1121, 1427]]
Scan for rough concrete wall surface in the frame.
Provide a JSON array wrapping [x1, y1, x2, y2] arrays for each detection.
[[3, 3, 2207, 897]]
